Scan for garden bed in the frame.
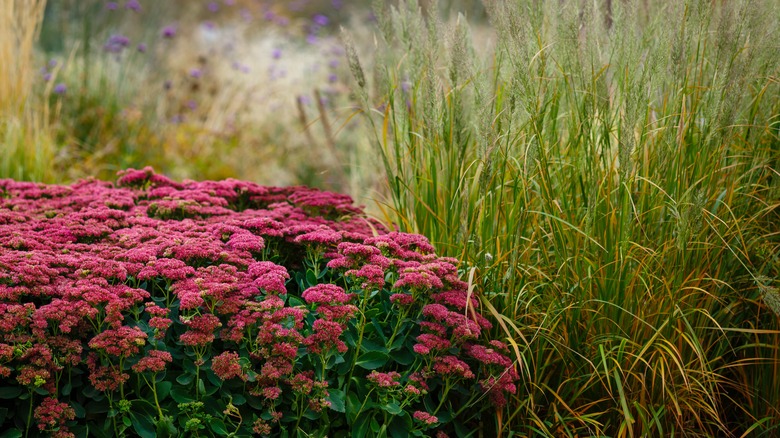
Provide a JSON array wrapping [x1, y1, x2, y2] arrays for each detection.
[[0, 168, 516, 437]]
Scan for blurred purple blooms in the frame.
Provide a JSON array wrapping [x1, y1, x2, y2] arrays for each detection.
[[125, 0, 141, 12], [53, 83, 67, 95], [312, 14, 329, 27], [161, 25, 177, 39], [104, 34, 131, 54]]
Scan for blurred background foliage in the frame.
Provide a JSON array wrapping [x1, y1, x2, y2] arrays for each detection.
[[5, 0, 387, 202]]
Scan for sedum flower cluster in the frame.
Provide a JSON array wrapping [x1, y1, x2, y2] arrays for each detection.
[[0, 168, 517, 437]]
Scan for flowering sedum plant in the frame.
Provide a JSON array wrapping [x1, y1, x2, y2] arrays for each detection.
[[0, 168, 517, 437]]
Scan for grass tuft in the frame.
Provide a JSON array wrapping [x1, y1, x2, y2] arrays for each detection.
[[347, 0, 780, 435]]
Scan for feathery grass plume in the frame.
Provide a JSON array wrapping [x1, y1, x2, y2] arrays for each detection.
[[352, 0, 780, 435], [341, 27, 366, 94], [757, 276, 780, 318]]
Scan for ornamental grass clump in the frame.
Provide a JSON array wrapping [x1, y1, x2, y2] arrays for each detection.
[[0, 167, 516, 437], [346, 1, 779, 436]]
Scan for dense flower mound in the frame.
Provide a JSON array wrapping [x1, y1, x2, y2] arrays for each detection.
[[0, 168, 517, 437]]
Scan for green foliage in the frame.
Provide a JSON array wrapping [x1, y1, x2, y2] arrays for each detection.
[[348, 0, 780, 436]]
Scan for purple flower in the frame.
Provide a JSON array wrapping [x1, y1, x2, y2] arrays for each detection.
[[332, 0, 343, 9], [232, 62, 249, 73], [272, 48, 282, 59], [104, 34, 130, 53], [106, 2, 118, 10], [43, 73, 52, 82], [207, 2, 219, 12], [53, 83, 67, 95], [48, 59, 58, 69], [328, 73, 338, 83], [161, 25, 176, 38], [190, 68, 202, 79], [306, 34, 318, 45], [312, 14, 329, 27], [137, 43, 147, 53], [125, 0, 141, 12]]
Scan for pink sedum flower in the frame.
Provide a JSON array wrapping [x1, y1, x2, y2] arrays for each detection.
[[413, 410, 438, 425]]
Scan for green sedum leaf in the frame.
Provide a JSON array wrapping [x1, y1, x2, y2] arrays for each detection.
[[355, 351, 389, 369]]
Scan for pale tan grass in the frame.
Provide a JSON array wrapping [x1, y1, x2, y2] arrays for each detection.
[[0, 0, 47, 117], [0, 0, 55, 182]]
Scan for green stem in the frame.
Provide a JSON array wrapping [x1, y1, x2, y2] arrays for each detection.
[[433, 380, 453, 415], [118, 361, 125, 400], [24, 389, 33, 438], [145, 374, 164, 420], [195, 364, 201, 401], [385, 307, 409, 350], [107, 392, 119, 437], [294, 395, 305, 432], [344, 312, 368, 396]]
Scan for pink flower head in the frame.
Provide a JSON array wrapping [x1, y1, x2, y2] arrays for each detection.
[[413, 333, 451, 355], [480, 369, 519, 407], [301, 284, 352, 305], [289, 371, 315, 394], [293, 226, 342, 245], [212, 351, 245, 381], [88, 326, 147, 358], [304, 319, 346, 354], [367, 370, 401, 388], [433, 355, 475, 379], [413, 411, 438, 425], [345, 263, 386, 289], [248, 261, 289, 295], [466, 344, 512, 368], [389, 293, 414, 306], [132, 350, 173, 373], [393, 268, 444, 290], [34, 397, 75, 431], [227, 231, 265, 252], [179, 313, 222, 346]]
